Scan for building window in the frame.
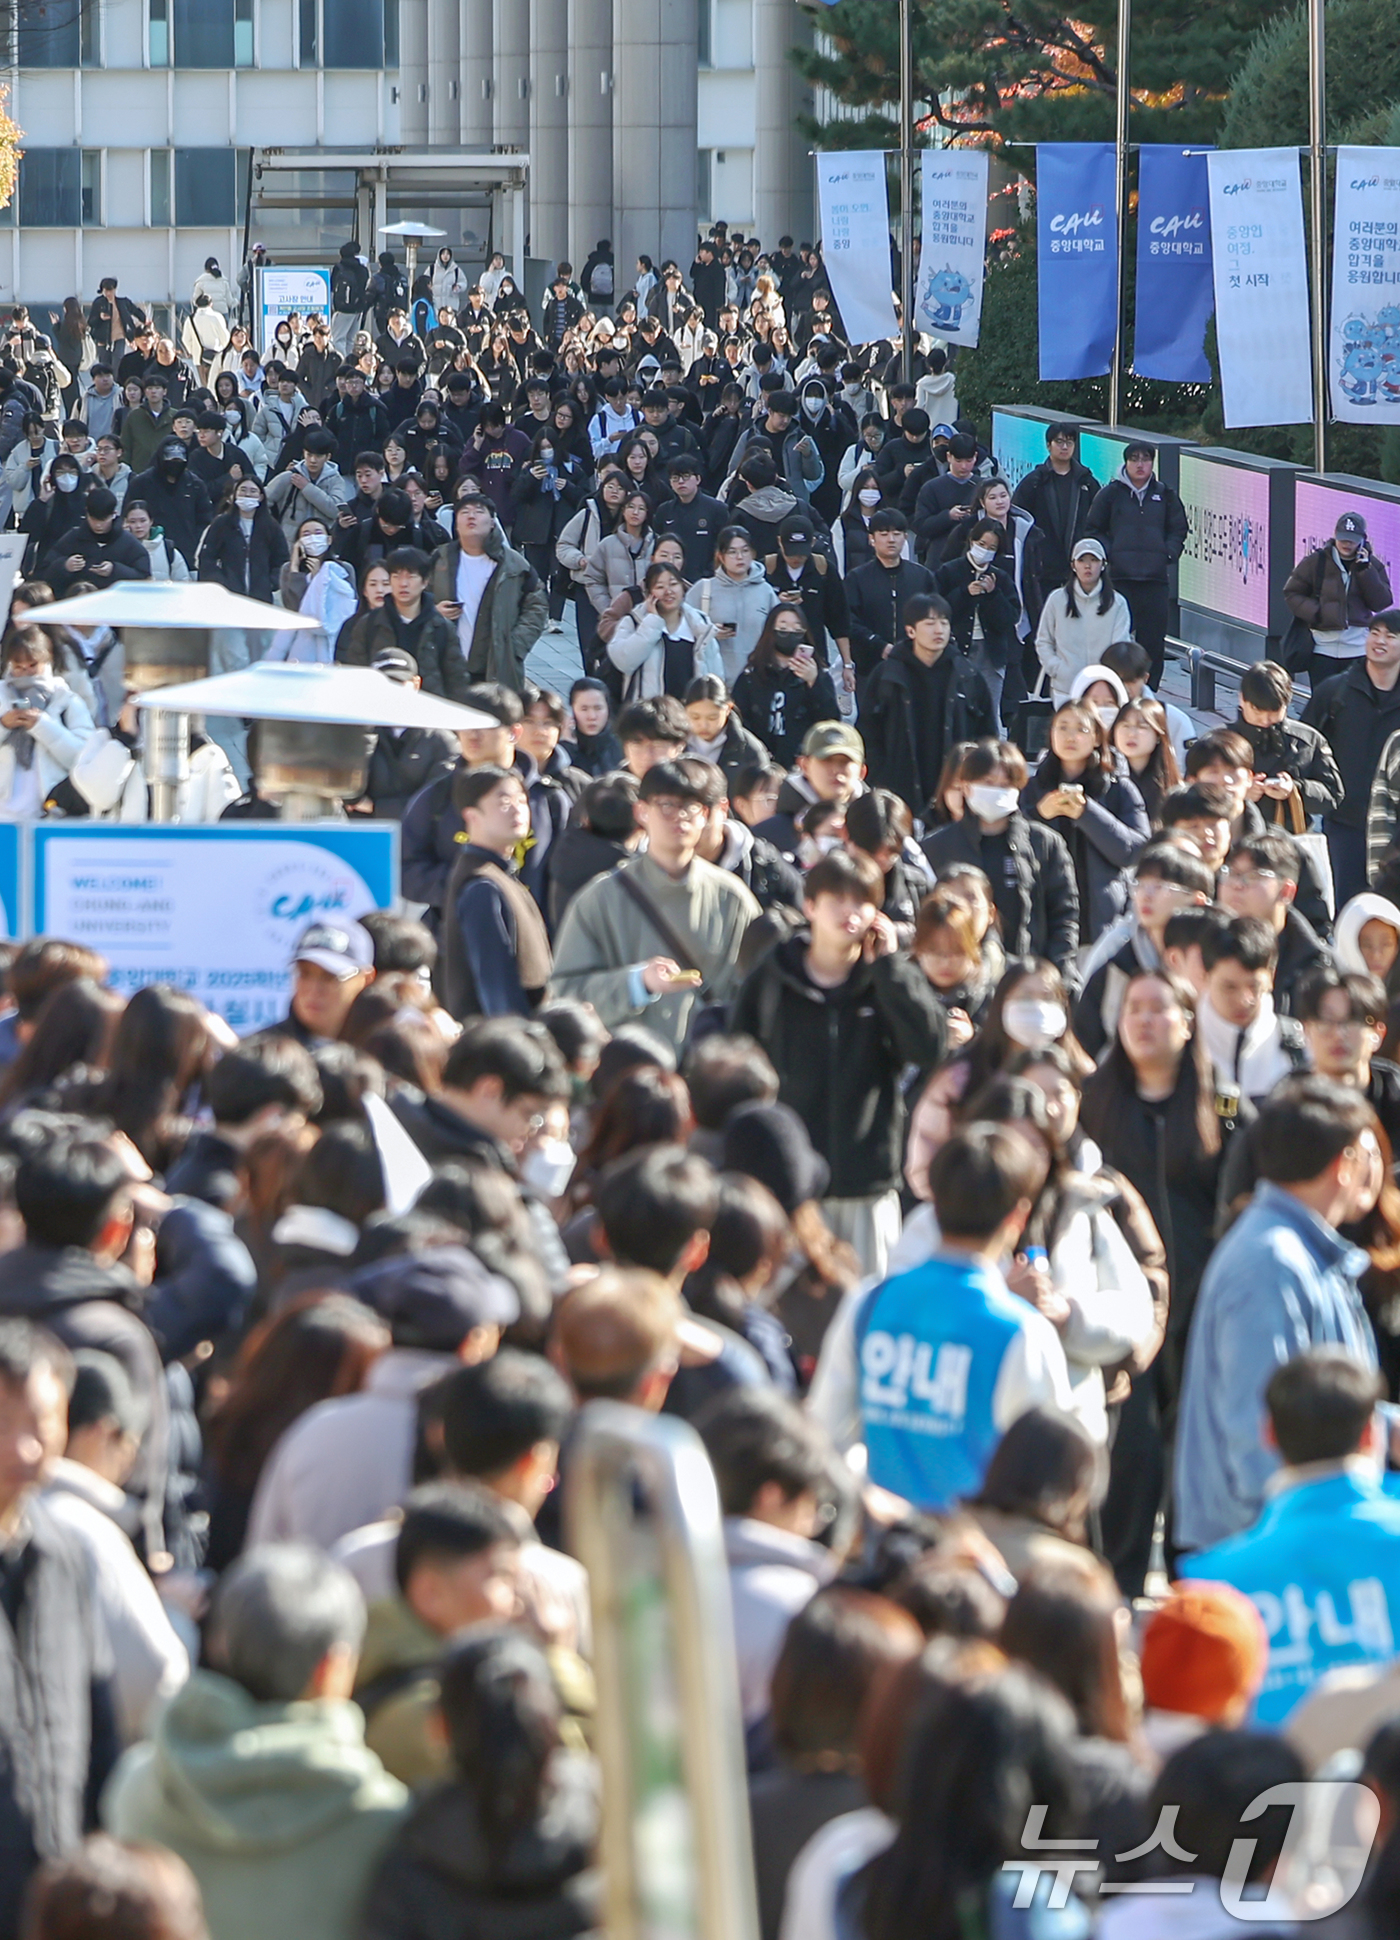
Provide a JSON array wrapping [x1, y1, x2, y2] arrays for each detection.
[[18, 148, 81, 226], [81, 150, 102, 225], [149, 149, 172, 225], [697, 149, 713, 222], [300, 0, 396, 67], [698, 0, 712, 67], [147, 0, 255, 67], [174, 148, 237, 225], [14, 0, 102, 65]]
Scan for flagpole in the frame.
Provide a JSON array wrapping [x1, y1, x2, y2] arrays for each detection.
[[1308, 0, 1327, 469], [1108, 0, 1130, 424], [899, 0, 915, 382]]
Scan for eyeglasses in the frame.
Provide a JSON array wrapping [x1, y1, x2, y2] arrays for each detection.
[[647, 797, 706, 823], [1218, 867, 1278, 884]]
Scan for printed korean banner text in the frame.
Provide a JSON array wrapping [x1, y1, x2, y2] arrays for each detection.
[[815, 153, 898, 348], [915, 149, 989, 346], [1206, 147, 1313, 428], [1036, 143, 1118, 381], [1134, 145, 1213, 383], [1330, 146, 1400, 422]]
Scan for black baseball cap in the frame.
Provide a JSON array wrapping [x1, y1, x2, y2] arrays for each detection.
[[372, 648, 419, 684]]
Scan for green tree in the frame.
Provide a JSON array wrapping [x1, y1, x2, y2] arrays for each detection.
[[1219, 0, 1400, 148], [796, 0, 1280, 149]]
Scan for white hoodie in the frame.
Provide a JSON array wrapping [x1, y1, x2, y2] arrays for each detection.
[[1334, 891, 1400, 977]]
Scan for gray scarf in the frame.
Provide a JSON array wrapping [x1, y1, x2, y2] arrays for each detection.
[[4, 678, 57, 768]]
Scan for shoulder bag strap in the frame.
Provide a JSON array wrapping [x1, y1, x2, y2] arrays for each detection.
[[613, 866, 706, 983]]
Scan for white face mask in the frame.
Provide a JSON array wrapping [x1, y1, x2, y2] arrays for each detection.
[[1096, 705, 1118, 729], [966, 783, 1019, 822], [802, 396, 824, 419], [55, 473, 79, 492], [969, 544, 996, 567], [858, 488, 881, 507], [236, 493, 260, 513], [224, 408, 242, 426], [521, 1137, 576, 1198], [1003, 999, 1068, 1051], [301, 530, 330, 557], [539, 447, 555, 463]]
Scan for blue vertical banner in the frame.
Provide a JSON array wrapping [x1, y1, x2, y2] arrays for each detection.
[[1134, 145, 1214, 382], [1036, 143, 1118, 381]]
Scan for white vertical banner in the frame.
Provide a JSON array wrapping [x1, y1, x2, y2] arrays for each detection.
[[915, 148, 989, 345], [1206, 147, 1314, 428], [1330, 147, 1400, 422], [815, 151, 899, 347]]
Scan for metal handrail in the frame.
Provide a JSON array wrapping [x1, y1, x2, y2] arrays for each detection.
[[566, 1402, 760, 1940]]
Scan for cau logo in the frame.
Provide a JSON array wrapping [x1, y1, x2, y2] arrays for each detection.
[[1150, 209, 1206, 238], [258, 856, 358, 952], [1049, 204, 1105, 236]]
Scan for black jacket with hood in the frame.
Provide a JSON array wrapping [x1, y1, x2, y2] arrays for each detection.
[[1085, 470, 1188, 583], [730, 933, 946, 1198], [861, 640, 997, 815], [1303, 658, 1400, 829]]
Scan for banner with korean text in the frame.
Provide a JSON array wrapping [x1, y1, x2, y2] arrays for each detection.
[[1206, 147, 1314, 428], [1134, 145, 1214, 383], [815, 152, 899, 348], [1036, 144, 1118, 381], [915, 149, 989, 346], [1330, 147, 1400, 422]]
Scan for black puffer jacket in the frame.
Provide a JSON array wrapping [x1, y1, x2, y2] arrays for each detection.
[[360, 1756, 601, 1940], [355, 726, 459, 822], [921, 812, 1079, 979], [730, 932, 946, 1197], [337, 599, 476, 704], [731, 661, 841, 768], [196, 506, 290, 603]]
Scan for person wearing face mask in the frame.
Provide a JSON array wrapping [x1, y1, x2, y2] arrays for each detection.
[[40, 483, 150, 599], [835, 467, 894, 575], [932, 516, 1021, 730], [1021, 696, 1149, 948], [269, 517, 358, 663], [862, 593, 996, 818], [0, 624, 97, 818], [793, 377, 851, 527], [901, 958, 1090, 1202], [126, 438, 212, 570], [196, 477, 290, 603], [19, 456, 89, 572], [922, 739, 1079, 979]]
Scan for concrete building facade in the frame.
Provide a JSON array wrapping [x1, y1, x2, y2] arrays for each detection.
[[1, 0, 816, 314]]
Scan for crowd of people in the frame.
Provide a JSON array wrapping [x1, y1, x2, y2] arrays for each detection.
[[6, 225, 1400, 1940]]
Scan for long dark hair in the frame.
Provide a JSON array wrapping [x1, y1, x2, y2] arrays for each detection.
[[1000, 1557, 1134, 1744], [1063, 553, 1118, 619], [438, 1628, 591, 1864], [205, 1292, 388, 1493], [1079, 967, 1221, 1170], [947, 957, 1092, 1109], [1035, 698, 1115, 795], [859, 1667, 1083, 1940], [92, 983, 214, 1169], [746, 606, 813, 677], [0, 978, 123, 1111]]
